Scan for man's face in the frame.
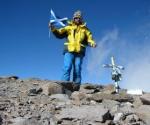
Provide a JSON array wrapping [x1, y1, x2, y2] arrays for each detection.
[[74, 17, 81, 25]]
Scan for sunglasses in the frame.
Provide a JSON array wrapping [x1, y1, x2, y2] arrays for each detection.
[[74, 17, 81, 19]]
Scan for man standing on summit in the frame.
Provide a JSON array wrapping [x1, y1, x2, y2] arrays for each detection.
[[49, 10, 96, 84]]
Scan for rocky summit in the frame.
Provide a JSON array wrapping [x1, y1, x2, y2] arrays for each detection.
[[0, 76, 150, 125]]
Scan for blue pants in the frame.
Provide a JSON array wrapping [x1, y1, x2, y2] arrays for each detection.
[[61, 52, 83, 84]]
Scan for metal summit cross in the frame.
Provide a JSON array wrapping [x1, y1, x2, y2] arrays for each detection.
[[103, 56, 124, 93]]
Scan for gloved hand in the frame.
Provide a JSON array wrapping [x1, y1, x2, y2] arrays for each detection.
[[90, 43, 97, 48], [48, 22, 55, 30]]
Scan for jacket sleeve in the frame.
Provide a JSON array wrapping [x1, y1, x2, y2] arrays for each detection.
[[85, 28, 96, 46], [51, 27, 68, 39]]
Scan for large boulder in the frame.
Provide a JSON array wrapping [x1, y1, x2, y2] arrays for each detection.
[[70, 91, 91, 105], [133, 96, 143, 108], [50, 94, 71, 109], [140, 93, 150, 105], [90, 92, 134, 103], [56, 105, 112, 124], [79, 83, 103, 94], [42, 82, 64, 95], [135, 105, 150, 124], [102, 84, 116, 94]]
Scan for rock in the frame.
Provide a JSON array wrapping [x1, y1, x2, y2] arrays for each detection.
[[135, 105, 150, 124], [0, 76, 19, 80], [140, 93, 150, 105], [81, 83, 103, 90], [91, 93, 134, 103], [113, 112, 124, 123], [0, 115, 2, 125], [79, 83, 103, 94], [133, 96, 143, 108], [50, 94, 69, 102], [42, 82, 63, 95], [50, 117, 57, 125], [0, 100, 11, 111], [117, 102, 134, 115], [10, 117, 26, 125], [113, 113, 145, 125], [71, 91, 91, 105], [71, 91, 87, 101], [28, 87, 42, 96], [0, 77, 149, 125], [79, 87, 95, 94], [56, 105, 112, 123], [8, 76, 19, 80], [125, 114, 140, 123], [90, 100, 97, 105], [102, 99, 120, 109], [102, 84, 116, 94], [49, 94, 71, 111], [81, 83, 98, 89], [22, 118, 41, 125]]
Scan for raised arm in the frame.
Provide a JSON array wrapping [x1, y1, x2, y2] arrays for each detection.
[[49, 23, 68, 39]]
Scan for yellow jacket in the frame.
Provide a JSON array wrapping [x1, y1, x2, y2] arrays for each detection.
[[52, 21, 95, 54]]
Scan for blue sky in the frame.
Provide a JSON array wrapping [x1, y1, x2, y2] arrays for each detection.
[[0, 0, 150, 91]]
